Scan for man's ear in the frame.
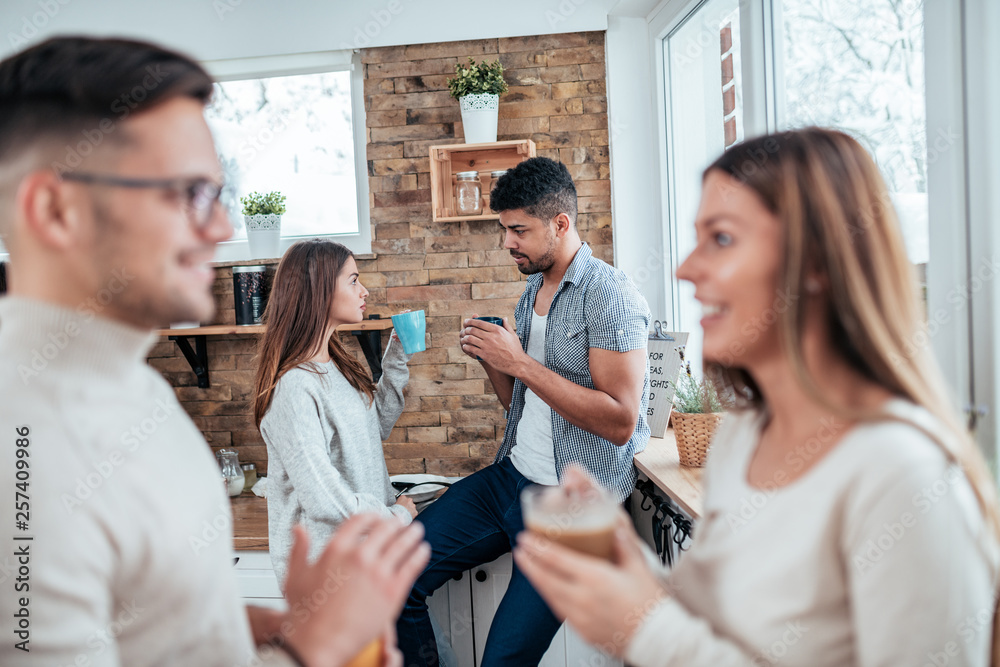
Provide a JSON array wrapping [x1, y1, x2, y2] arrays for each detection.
[[16, 170, 82, 251], [552, 212, 573, 238]]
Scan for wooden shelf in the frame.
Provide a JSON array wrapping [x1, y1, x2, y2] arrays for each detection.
[[159, 324, 263, 336], [158, 317, 396, 387], [157, 319, 394, 337], [429, 139, 536, 222]]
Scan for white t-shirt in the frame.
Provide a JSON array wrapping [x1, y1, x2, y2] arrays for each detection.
[[509, 308, 559, 485]]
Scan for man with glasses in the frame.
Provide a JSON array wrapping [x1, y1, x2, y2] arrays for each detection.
[[0, 36, 428, 666]]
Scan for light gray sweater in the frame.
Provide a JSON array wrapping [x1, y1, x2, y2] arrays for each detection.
[[261, 335, 413, 584]]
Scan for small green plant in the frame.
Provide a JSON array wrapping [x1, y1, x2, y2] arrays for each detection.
[[447, 58, 509, 99], [240, 191, 286, 216], [670, 349, 730, 414]]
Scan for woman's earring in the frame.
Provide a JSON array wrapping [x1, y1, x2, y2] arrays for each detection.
[[805, 278, 822, 294]]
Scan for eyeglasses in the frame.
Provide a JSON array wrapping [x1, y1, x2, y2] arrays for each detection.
[[60, 171, 225, 230]]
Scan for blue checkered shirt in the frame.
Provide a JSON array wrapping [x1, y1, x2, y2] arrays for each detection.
[[494, 243, 651, 500]]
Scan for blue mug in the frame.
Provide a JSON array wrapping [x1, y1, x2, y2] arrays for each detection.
[[391, 310, 426, 354], [473, 316, 504, 360]]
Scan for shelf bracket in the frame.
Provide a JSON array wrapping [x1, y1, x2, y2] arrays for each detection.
[[169, 334, 210, 388], [352, 317, 386, 383]]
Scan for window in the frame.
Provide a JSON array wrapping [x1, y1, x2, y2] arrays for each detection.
[[203, 51, 370, 261], [655, 0, 926, 372], [777, 0, 928, 280], [658, 0, 744, 368]]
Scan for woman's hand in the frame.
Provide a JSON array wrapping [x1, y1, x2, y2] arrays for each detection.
[[395, 494, 418, 519], [513, 467, 669, 658]]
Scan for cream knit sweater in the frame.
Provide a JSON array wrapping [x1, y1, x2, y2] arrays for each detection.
[[625, 401, 999, 667], [0, 296, 293, 666]]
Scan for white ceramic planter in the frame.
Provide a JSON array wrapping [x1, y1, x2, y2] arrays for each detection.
[[459, 93, 499, 144], [244, 213, 282, 259]]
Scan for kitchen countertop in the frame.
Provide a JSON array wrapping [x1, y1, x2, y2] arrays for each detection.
[[633, 429, 704, 519], [231, 432, 705, 551], [231, 493, 269, 551]]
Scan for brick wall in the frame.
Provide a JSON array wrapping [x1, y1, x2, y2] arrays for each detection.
[[148, 31, 613, 477]]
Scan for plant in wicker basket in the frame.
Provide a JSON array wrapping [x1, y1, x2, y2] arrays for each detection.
[[670, 353, 730, 467]]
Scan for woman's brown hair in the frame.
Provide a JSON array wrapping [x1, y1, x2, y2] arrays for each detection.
[[704, 127, 1000, 660], [252, 239, 375, 428]]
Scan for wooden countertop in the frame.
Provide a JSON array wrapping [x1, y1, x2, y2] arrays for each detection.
[[231, 493, 269, 551], [633, 429, 704, 519], [231, 431, 706, 551]]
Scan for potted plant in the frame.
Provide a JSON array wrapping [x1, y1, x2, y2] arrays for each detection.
[[447, 57, 509, 144], [240, 191, 286, 259], [669, 353, 731, 467]]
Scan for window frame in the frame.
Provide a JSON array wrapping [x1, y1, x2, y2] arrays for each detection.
[[649, 0, 762, 337], [650, 0, 994, 466], [204, 49, 372, 262]]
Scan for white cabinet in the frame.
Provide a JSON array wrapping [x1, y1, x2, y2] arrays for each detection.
[[465, 553, 623, 667], [233, 550, 285, 611], [427, 569, 476, 667]]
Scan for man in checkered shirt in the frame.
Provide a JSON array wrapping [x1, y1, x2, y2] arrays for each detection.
[[398, 157, 651, 667]]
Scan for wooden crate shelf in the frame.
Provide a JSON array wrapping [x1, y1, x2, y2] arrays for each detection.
[[429, 139, 536, 222]]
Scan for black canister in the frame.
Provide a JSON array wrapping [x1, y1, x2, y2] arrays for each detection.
[[233, 265, 269, 325]]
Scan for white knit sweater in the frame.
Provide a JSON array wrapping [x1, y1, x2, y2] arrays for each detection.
[[0, 296, 293, 667], [625, 402, 999, 667]]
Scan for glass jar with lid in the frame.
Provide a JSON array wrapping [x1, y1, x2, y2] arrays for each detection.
[[454, 171, 482, 216], [241, 462, 258, 493], [216, 449, 244, 497]]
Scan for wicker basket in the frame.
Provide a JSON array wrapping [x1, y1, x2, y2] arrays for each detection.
[[671, 411, 723, 467]]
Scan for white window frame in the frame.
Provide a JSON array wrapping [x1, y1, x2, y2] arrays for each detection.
[[649, 0, 995, 467], [204, 49, 372, 262], [648, 0, 765, 333]]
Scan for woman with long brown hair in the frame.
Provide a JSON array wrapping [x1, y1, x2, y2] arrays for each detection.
[[514, 128, 1000, 665], [253, 239, 418, 587]]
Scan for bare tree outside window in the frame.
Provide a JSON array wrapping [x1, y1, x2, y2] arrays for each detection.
[[781, 0, 928, 274]]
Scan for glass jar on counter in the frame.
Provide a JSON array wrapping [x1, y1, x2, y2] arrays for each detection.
[[216, 449, 244, 497], [454, 171, 482, 216], [241, 462, 257, 493]]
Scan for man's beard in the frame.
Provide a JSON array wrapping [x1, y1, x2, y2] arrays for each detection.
[[512, 238, 557, 275]]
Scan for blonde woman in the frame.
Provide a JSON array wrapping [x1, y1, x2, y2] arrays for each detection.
[[515, 128, 1000, 666]]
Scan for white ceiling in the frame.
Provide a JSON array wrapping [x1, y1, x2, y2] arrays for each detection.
[[2, 0, 623, 62]]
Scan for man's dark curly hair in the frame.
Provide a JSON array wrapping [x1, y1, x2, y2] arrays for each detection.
[[489, 157, 577, 223]]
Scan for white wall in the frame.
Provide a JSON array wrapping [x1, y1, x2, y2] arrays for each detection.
[[605, 13, 666, 318], [1, 0, 616, 61]]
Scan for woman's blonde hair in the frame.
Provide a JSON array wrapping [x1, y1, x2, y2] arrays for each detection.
[[704, 128, 1000, 658]]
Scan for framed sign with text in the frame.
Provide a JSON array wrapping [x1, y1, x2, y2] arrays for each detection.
[[646, 331, 688, 438]]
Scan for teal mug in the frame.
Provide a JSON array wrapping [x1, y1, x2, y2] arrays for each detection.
[[391, 310, 426, 354]]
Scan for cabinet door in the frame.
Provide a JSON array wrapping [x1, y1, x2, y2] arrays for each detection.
[[470, 553, 622, 667], [232, 550, 283, 600], [427, 571, 476, 667], [471, 554, 513, 666]]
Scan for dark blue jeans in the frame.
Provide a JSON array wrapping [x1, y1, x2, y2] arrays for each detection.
[[397, 458, 561, 667]]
